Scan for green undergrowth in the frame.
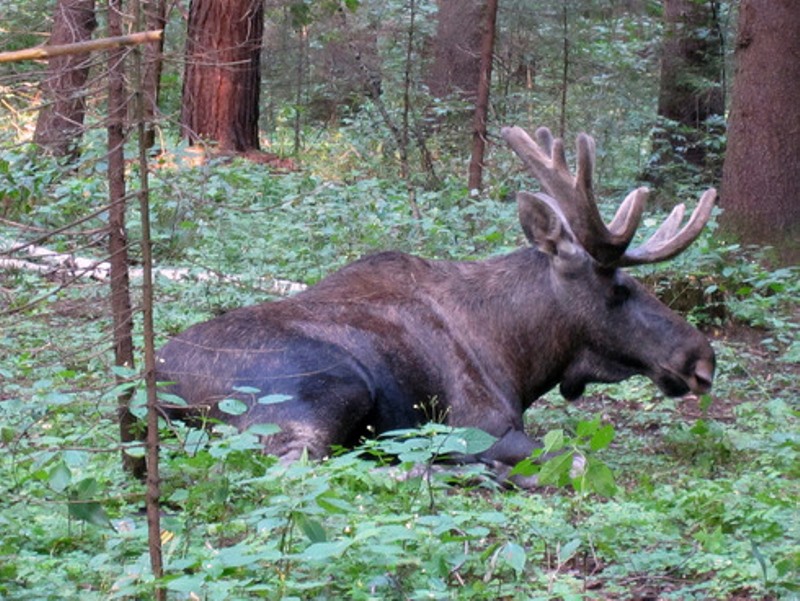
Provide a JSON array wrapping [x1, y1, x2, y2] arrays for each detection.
[[1, 142, 798, 600]]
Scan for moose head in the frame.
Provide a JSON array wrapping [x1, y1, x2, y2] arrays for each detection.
[[501, 125, 716, 402], [156, 125, 717, 480]]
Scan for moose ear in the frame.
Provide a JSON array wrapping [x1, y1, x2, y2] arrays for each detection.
[[517, 191, 581, 259]]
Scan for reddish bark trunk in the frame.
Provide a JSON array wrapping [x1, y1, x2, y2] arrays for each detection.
[[720, 0, 800, 263], [33, 0, 97, 158], [107, 0, 144, 479], [427, 0, 484, 101], [180, 0, 264, 152], [468, 0, 498, 192]]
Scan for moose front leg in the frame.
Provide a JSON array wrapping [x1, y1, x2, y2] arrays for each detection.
[[471, 428, 541, 489], [478, 428, 588, 489], [479, 428, 538, 466]]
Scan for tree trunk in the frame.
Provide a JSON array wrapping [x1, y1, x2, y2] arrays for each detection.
[[651, 0, 725, 178], [33, 0, 96, 158], [467, 0, 498, 192], [141, 0, 167, 148], [558, 1, 569, 138], [427, 0, 484, 101], [132, 20, 165, 592], [108, 0, 144, 478], [720, 0, 800, 263], [180, 0, 264, 152]]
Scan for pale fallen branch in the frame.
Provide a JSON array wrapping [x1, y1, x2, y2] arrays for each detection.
[[0, 30, 163, 64], [1, 240, 307, 296]]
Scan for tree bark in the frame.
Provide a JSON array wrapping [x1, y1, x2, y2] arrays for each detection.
[[427, 0, 484, 101], [720, 0, 800, 263], [33, 0, 96, 158], [467, 0, 498, 192], [141, 0, 168, 148], [107, 0, 144, 479], [652, 0, 725, 175], [180, 0, 264, 152], [132, 19, 165, 592]]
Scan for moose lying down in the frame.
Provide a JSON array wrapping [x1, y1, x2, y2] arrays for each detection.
[[156, 126, 716, 478]]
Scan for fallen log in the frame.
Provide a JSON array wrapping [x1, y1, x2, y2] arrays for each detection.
[[0, 240, 307, 296]]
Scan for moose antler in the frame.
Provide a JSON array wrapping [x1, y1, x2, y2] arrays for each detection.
[[502, 126, 717, 266]]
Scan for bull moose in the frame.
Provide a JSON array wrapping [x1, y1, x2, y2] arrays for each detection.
[[156, 126, 716, 477]]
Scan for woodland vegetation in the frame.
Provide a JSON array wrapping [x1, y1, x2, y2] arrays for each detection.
[[0, 0, 798, 599]]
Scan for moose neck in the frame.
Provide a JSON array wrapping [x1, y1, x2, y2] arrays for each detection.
[[436, 248, 581, 407]]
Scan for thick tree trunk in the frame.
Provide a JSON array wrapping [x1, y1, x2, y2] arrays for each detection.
[[652, 0, 725, 175], [33, 0, 96, 158], [427, 0, 484, 101], [180, 0, 264, 152], [720, 0, 800, 263], [468, 0, 498, 192]]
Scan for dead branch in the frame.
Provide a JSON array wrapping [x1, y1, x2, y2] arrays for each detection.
[[0, 30, 163, 64], [1, 239, 308, 295]]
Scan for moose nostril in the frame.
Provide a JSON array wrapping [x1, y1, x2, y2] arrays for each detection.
[[693, 358, 715, 392]]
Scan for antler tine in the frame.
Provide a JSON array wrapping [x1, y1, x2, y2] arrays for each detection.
[[534, 127, 559, 165], [619, 188, 717, 266], [503, 125, 717, 267], [502, 125, 643, 264], [608, 187, 649, 242]]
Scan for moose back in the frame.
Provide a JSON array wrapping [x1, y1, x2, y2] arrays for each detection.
[[156, 126, 716, 474]]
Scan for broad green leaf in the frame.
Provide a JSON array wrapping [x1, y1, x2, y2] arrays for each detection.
[[509, 457, 539, 478], [558, 538, 581, 564], [73, 476, 99, 498], [157, 391, 188, 406], [584, 459, 617, 497], [68, 478, 110, 528], [537, 451, 574, 486], [184, 428, 209, 455], [216, 544, 262, 568], [232, 386, 262, 394], [68, 499, 111, 528], [316, 493, 354, 514], [690, 419, 709, 436], [457, 427, 497, 454], [297, 515, 327, 543], [0, 427, 14, 444], [111, 365, 139, 379], [500, 542, 526, 576], [590, 424, 615, 451], [48, 461, 71, 492], [122, 442, 146, 458], [165, 573, 206, 594], [257, 393, 293, 405], [576, 417, 600, 438], [299, 540, 350, 561], [543, 429, 565, 454], [44, 391, 73, 406], [245, 423, 281, 436], [218, 398, 248, 415]]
